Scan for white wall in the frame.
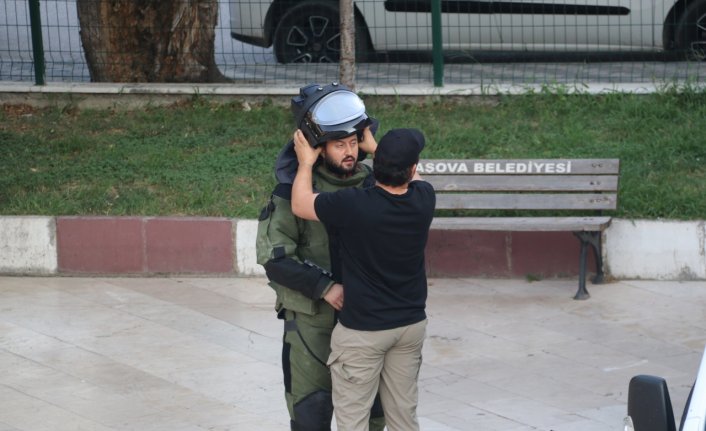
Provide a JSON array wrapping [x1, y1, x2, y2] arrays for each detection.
[[0, 216, 57, 274], [605, 219, 706, 280], [236, 219, 265, 276]]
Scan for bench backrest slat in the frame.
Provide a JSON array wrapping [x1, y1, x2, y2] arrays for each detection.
[[415, 159, 620, 212], [436, 193, 618, 211], [418, 159, 620, 175], [427, 175, 618, 192]]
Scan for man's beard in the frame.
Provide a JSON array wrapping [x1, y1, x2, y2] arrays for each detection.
[[323, 154, 356, 177]]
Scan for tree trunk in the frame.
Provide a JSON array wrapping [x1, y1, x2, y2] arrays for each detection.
[[338, 0, 356, 91], [76, 0, 228, 83], [339, 0, 356, 90]]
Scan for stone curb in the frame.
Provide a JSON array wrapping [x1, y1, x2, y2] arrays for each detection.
[[1, 216, 704, 280]]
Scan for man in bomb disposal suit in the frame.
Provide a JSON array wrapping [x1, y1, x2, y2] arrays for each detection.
[[256, 82, 385, 431]]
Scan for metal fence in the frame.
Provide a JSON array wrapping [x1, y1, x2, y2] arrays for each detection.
[[2, 0, 706, 88]]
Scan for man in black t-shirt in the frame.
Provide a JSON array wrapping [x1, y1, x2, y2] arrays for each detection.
[[291, 127, 435, 431]]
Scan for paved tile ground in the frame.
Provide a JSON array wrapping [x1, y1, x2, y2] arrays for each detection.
[[0, 276, 704, 431]]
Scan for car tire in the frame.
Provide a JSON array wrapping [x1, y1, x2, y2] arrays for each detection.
[[674, 0, 706, 60], [273, 1, 371, 63]]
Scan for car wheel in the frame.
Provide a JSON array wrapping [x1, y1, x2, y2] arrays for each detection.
[[674, 0, 706, 60], [273, 1, 371, 63]]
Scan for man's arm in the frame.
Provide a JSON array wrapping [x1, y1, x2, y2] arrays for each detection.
[[359, 125, 377, 155], [291, 129, 321, 221], [256, 187, 336, 300]]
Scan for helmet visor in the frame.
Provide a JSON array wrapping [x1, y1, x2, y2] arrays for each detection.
[[309, 92, 369, 143]]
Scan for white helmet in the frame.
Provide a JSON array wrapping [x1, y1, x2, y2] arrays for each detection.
[[291, 82, 371, 147]]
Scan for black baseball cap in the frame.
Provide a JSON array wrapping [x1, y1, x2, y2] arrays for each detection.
[[375, 128, 425, 168]]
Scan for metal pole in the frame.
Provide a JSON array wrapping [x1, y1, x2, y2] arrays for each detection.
[[28, 0, 46, 85], [431, 0, 443, 87]]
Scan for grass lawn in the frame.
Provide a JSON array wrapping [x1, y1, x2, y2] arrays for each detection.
[[2, 90, 705, 220]]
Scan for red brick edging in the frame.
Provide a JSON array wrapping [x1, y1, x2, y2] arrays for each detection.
[[55, 216, 590, 277], [57, 217, 234, 274]]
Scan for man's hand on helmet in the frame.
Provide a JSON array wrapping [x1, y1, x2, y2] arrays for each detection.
[[359, 126, 378, 155], [293, 129, 322, 168]]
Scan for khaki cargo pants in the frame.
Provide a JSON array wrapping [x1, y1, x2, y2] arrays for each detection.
[[328, 319, 427, 431], [282, 309, 385, 431]]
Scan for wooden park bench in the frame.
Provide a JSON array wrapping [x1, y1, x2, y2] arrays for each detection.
[[419, 158, 620, 300]]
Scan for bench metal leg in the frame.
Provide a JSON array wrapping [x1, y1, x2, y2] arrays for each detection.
[[572, 231, 605, 300], [590, 234, 605, 284], [575, 237, 591, 300]]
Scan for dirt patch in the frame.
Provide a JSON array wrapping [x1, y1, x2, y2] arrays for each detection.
[[2, 104, 40, 117]]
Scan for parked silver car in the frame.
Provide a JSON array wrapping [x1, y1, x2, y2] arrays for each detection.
[[229, 0, 706, 63]]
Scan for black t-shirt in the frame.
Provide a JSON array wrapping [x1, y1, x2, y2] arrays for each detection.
[[314, 180, 436, 331]]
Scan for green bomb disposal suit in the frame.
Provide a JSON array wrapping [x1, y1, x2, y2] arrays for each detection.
[[256, 150, 384, 431]]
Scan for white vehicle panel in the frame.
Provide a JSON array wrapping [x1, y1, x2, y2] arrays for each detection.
[[493, 0, 662, 51], [229, 0, 269, 40], [357, 0, 500, 51], [682, 346, 706, 431], [227, 0, 703, 62]]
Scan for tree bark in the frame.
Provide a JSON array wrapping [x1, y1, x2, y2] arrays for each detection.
[[339, 0, 356, 90], [76, 0, 229, 83]]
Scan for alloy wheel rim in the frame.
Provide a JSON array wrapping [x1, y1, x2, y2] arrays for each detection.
[[285, 15, 341, 63], [690, 12, 706, 60]]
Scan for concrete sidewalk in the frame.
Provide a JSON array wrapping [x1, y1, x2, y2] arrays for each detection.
[[0, 276, 704, 431]]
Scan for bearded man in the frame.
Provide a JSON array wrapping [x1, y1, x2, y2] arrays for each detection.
[[256, 82, 385, 431]]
